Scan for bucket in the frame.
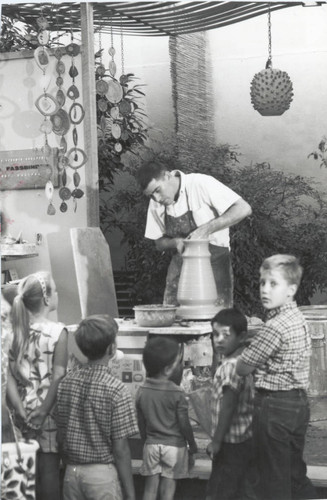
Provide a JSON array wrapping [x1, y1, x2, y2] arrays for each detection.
[[300, 306, 327, 397], [1, 438, 39, 500]]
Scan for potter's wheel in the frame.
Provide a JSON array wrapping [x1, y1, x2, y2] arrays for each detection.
[[176, 303, 223, 321]]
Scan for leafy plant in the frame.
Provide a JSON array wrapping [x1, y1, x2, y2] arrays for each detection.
[[308, 136, 327, 169], [0, 16, 38, 53]]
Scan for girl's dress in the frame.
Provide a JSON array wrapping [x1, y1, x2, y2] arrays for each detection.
[[12, 320, 65, 452]]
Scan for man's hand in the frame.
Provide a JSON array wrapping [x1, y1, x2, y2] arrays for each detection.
[[175, 238, 185, 254], [188, 225, 210, 240]]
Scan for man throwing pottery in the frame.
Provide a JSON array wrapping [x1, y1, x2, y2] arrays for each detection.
[[136, 161, 252, 307]]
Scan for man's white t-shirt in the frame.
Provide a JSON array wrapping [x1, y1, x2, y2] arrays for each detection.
[[144, 170, 240, 248]]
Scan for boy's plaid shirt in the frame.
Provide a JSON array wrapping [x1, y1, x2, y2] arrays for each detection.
[[211, 357, 254, 443], [240, 302, 312, 391], [57, 364, 138, 464]]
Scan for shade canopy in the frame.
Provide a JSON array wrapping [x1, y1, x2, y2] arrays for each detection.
[[1, 1, 310, 37]]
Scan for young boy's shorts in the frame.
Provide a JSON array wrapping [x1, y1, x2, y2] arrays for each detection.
[[140, 443, 189, 479]]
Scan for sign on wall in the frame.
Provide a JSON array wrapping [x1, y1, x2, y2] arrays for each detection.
[[0, 148, 59, 190]]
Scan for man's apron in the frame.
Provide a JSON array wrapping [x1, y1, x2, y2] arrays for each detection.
[[163, 196, 233, 308]]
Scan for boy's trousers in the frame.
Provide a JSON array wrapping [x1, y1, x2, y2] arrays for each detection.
[[207, 438, 257, 500], [253, 389, 317, 500]]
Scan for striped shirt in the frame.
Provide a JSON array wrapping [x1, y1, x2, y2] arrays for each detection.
[[240, 302, 312, 391], [57, 364, 138, 464], [211, 357, 254, 443]]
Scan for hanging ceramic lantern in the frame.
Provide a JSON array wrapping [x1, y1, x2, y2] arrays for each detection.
[[250, 8, 294, 116], [250, 61, 293, 116]]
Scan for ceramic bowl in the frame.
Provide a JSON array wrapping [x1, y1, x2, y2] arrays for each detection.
[[133, 304, 177, 327]]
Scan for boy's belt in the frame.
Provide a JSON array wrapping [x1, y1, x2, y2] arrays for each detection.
[[256, 388, 306, 397]]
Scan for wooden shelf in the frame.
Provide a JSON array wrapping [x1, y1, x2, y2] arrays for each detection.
[[0, 243, 38, 259]]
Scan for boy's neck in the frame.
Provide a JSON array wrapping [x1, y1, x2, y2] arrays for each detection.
[[225, 345, 245, 360], [153, 373, 169, 381], [87, 354, 110, 367]]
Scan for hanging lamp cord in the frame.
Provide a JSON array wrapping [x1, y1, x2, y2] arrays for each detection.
[[266, 6, 272, 69], [120, 15, 125, 76]]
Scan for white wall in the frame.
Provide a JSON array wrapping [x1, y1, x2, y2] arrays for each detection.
[[209, 4, 327, 186]]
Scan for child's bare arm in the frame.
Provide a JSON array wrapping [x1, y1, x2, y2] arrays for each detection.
[[177, 399, 198, 454], [6, 367, 26, 419], [207, 386, 239, 459], [28, 328, 68, 426], [112, 437, 136, 500], [236, 357, 255, 376], [136, 405, 147, 442]]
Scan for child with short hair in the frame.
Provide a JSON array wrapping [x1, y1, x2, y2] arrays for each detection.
[[7, 271, 68, 500], [57, 314, 138, 500], [236, 254, 317, 500], [136, 337, 198, 500], [206, 308, 255, 500]]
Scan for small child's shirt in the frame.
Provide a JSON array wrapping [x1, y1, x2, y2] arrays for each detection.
[[240, 302, 311, 391], [57, 364, 138, 464], [135, 378, 190, 447], [211, 357, 254, 443]]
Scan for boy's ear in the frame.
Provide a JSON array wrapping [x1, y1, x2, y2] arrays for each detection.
[[239, 330, 249, 346], [288, 283, 297, 298], [107, 342, 117, 360]]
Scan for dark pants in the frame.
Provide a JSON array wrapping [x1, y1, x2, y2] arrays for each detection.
[[36, 451, 61, 500], [207, 439, 257, 500], [253, 390, 317, 500]]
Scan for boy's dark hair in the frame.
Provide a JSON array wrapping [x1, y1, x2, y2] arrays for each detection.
[[143, 337, 179, 377], [136, 161, 169, 191], [211, 308, 247, 336], [75, 314, 117, 360], [260, 254, 303, 288]]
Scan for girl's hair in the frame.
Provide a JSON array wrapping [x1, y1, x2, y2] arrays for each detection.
[[11, 271, 52, 379], [260, 254, 303, 287]]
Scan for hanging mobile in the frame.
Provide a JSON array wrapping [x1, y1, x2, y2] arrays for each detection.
[[45, 180, 56, 215], [96, 29, 109, 117], [66, 17, 86, 212]]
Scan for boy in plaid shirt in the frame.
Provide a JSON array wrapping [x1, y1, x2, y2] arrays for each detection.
[[206, 308, 255, 500], [237, 255, 317, 500], [57, 315, 138, 500]]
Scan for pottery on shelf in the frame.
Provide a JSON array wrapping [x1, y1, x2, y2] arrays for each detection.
[[177, 239, 219, 320]]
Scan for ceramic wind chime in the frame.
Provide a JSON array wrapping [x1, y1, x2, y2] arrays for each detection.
[[250, 7, 294, 116], [96, 18, 137, 155], [34, 11, 59, 215], [52, 22, 71, 213], [65, 27, 86, 212]]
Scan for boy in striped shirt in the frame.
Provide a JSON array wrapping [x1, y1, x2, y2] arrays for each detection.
[[207, 308, 255, 500]]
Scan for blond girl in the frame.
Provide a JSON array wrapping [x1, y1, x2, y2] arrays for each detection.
[[8, 271, 68, 500]]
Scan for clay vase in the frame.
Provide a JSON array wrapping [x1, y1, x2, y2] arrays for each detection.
[[177, 239, 219, 320]]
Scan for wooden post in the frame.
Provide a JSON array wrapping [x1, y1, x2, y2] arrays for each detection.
[[80, 2, 99, 227]]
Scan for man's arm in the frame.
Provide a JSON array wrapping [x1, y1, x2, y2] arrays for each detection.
[[190, 198, 252, 240], [112, 438, 136, 500], [154, 236, 185, 254], [207, 386, 239, 459]]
